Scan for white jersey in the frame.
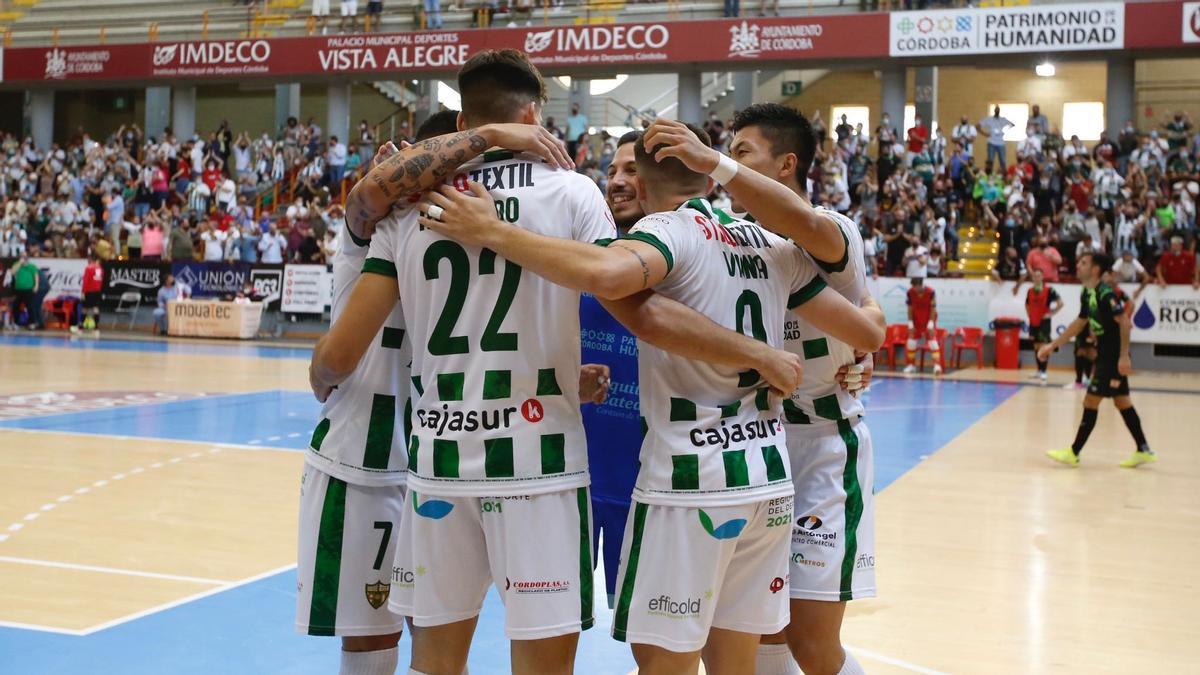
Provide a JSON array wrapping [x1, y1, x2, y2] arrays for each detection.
[[306, 225, 412, 487], [366, 150, 615, 497], [781, 208, 868, 428], [628, 198, 824, 508]]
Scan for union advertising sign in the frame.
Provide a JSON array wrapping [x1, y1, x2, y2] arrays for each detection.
[[889, 2, 1124, 57]]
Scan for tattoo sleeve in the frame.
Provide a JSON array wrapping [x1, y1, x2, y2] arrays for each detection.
[[348, 129, 492, 237]]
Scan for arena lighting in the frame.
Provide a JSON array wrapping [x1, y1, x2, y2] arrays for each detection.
[[1036, 62, 1056, 77]]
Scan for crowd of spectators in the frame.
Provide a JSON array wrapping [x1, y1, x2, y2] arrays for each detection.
[[0, 115, 400, 266], [745, 106, 1199, 285]]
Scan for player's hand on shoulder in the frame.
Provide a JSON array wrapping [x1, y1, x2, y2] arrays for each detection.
[[759, 347, 803, 398], [482, 123, 573, 170], [579, 363, 611, 405], [643, 119, 720, 174], [418, 181, 504, 249]]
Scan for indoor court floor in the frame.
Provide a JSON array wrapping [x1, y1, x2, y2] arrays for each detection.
[[0, 334, 1196, 674]]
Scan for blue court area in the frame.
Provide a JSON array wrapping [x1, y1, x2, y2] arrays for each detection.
[[0, 334, 314, 360], [0, 335, 1020, 674]]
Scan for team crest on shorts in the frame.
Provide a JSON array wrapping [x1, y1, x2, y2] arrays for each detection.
[[364, 581, 391, 609]]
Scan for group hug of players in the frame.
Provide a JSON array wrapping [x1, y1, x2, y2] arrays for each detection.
[[301, 47, 914, 675]]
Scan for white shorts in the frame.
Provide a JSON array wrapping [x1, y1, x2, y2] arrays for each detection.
[[311, 0, 330, 16], [786, 419, 876, 601], [295, 464, 407, 637], [389, 487, 594, 640], [611, 496, 792, 653], [341, 0, 358, 15]]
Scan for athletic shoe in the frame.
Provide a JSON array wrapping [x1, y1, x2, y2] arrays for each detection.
[[1038, 372, 1048, 385], [1028, 371, 1042, 379], [1062, 381, 1084, 390], [933, 364, 943, 376], [1046, 447, 1080, 467], [1118, 451, 1157, 468], [903, 364, 916, 374]]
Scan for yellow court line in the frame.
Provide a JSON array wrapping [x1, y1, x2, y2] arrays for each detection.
[[0, 556, 230, 586]]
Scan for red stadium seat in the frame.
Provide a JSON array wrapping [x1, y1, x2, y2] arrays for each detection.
[[879, 323, 908, 370], [952, 327, 985, 369], [43, 296, 77, 330], [918, 328, 948, 372]]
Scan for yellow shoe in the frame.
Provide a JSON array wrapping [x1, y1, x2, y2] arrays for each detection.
[[1119, 451, 1157, 468], [1046, 447, 1080, 467]]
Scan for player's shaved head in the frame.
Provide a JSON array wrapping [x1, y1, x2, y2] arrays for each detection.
[[457, 49, 547, 126], [634, 122, 712, 198]]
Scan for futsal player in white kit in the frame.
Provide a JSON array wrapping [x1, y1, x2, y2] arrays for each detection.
[[643, 108, 881, 675], [417, 121, 884, 675], [313, 50, 615, 675]]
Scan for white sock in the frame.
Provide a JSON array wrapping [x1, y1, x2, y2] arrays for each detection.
[[407, 669, 430, 675], [340, 647, 398, 675], [756, 643, 800, 675], [838, 649, 867, 675]]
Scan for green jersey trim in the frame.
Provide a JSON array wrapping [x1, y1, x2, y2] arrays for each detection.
[[347, 228, 371, 248], [788, 277, 827, 309], [813, 227, 851, 274], [362, 257, 398, 277], [622, 231, 675, 274]]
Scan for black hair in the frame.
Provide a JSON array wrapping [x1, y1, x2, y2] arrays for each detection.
[[731, 103, 815, 191], [617, 130, 641, 148], [415, 110, 461, 142], [457, 49, 547, 126], [1084, 251, 1115, 274]]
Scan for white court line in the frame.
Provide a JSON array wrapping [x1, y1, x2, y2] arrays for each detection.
[[0, 555, 230, 585], [0, 389, 279, 423], [0, 426, 302, 452], [0, 619, 87, 637], [848, 645, 950, 675], [79, 563, 297, 636]]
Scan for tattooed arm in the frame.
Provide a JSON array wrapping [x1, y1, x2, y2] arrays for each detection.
[[345, 122, 572, 241], [417, 182, 669, 300]]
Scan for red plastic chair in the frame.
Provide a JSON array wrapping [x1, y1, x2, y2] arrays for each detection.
[[878, 323, 909, 370], [918, 327, 948, 372], [43, 296, 77, 330], [952, 326, 984, 369]]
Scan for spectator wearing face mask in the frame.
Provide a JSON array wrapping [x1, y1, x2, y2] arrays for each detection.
[[1163, 112, 1193, 153], [1156, 236, 1199, 288], [978, 106, 1014, 172], [1026, 235, 1063, 283]]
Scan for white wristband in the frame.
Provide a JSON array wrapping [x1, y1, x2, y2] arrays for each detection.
[[709, 153, 739, 185]]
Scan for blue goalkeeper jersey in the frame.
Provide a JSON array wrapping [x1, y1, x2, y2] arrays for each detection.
[[579, 293, 641, 503]]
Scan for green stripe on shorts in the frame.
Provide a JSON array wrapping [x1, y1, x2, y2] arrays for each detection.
[[613, 502, 648, 641], [362, 394, 396, 470], [837, 418, 863, 601], [307, 476, 347, 636], [577, 488, 594, 630]]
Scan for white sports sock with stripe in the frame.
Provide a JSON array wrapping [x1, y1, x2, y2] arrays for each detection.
[[839, 649, 867, 675], [406, 668, 467, 675], [340, 647, 397, 675], [756, 643, 800, 675]]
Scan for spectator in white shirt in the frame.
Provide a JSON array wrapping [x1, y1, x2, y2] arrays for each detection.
[[327, 136, 347, 194], [200, 220, 228, 262], [215, 177, 237, 213], [1112, 249, 1151, 297], [233, 133, 252, 178], [904, 241, 930, 278], [258, 224, 287, 264], [978, 107, 1013, 171], [1075, 233, 1102, 260]]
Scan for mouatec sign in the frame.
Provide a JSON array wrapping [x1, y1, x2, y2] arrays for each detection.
[[1, 16, 885, 84]]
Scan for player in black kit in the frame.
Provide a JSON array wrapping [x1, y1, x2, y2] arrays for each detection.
[[1037, 252, 1156, 468]]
